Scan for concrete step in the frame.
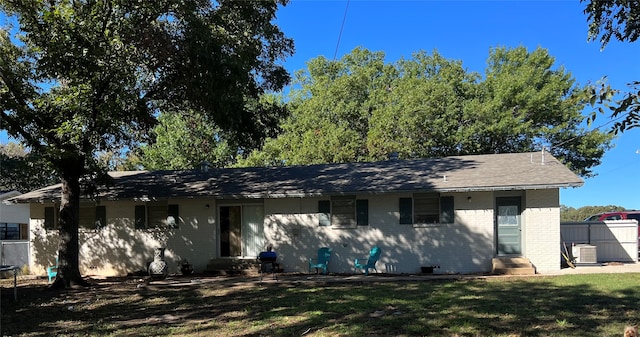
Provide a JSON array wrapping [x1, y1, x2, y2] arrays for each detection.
[[492, 257, 530, 266], [492, 266, 536, 275], [205, 259, 259, 276], [491, 257, 535, 275], [205, 258, 284, 276]]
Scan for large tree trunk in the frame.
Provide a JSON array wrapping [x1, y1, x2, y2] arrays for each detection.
[[51, 158, 90, 289]]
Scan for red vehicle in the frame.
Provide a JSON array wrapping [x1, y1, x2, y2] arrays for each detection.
[[584, 211, 640, 222]]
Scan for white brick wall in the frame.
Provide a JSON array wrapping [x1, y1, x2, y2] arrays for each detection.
[[266, 192, 498, 275], [30, 198, 218, 276], [28, 189, 563, 276], [523, 189, 561, 273]]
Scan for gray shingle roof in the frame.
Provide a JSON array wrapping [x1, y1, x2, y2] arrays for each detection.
[[9, 151, 583, 203]]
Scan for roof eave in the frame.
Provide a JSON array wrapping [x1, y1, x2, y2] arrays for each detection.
[[219, 182, 585, 199], [10, 181, 584, 203], [436, 182, 584, 193]]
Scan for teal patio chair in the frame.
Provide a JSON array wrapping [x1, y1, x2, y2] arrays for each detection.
[[309, 247, 332, 274], [47, 257, 58, 283], [354, 246, 381, 275]]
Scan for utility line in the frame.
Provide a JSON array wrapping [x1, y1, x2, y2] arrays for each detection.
[[551, 113, 627, 149], [333, 0, 350, 61]]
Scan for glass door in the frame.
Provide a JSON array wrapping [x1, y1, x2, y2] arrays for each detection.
[[496, 197, 522, 255], [220, 206, 242, 257], [220, 204, 265, 257]]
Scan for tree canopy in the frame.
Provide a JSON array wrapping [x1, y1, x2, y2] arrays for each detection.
[[239, 47, 613, 177], [136, 93, 287, 170], [137, 110, 238, 170], [0, 142, 58, 192], [0, 0, 293, 288], [583, 0, 640, 132]]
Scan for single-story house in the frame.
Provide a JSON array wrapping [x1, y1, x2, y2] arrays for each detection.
[[9, 151, 583, 277]]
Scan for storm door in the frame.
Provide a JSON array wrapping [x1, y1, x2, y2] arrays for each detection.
[[496, 197, 522, 255], [219, 204, 264, 258]]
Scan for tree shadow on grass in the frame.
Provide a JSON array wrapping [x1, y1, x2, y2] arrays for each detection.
[[2, 274, 640, 336]]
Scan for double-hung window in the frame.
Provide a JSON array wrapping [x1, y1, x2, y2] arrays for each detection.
[[399, 194, 454, 225], [318, 196, 368, 227], [79, 205, 107, 229], [135, 203, 180, 229]]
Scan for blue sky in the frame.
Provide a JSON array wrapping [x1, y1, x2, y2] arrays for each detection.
[[274, 0, 640, 209], [1, 1, 638, 209]]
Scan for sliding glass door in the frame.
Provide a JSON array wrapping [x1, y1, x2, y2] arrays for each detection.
[[219, 204, 264, 258]]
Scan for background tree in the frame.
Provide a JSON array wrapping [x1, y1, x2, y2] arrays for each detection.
[[367, 50, 478, 160], [583, 0, 640, 132], [477, 47, 611, 176], [560, 204, 627, 222], [0, 142, 58, 192], [138, 111, 238, 170], [240, 46, 613, 177], [0, 0, 293, 288], [241, 48, 393, 166], [137, 94, 287, 170]]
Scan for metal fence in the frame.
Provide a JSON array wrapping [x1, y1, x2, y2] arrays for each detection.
[[1, 241, 30, 268], [560, 220, 638, 263]]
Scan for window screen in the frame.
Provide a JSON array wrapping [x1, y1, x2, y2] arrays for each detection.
[[331, 196, 356, 228]]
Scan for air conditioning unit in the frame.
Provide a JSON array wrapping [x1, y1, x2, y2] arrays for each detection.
[[572, 244, 598, 264]]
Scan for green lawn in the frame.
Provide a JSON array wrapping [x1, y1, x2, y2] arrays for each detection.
[[1, 273, 639, 336]]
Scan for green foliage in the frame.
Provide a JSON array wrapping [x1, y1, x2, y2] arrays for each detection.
[[240, 46, 613, 177], [583, 0, 640, 47], [138, 111, 237, 170], [137, 93, 288, 170], [1, 0, 293, 165], [582, 1, 640, 133], [585, 78, 640, 134], [0, 142, 58, 192], [240, 48, 390, 166], [0, 0, 293, 286], [560, 204, 627, 222], [368, 50, 479, 159]]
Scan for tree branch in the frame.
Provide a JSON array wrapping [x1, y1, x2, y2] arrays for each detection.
[[0, 68, 44, 151]]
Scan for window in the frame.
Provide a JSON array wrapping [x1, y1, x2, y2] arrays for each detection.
[[167, 204, 179, 229], [135, 205, 146, 229], [627, 214, 640, 222], [332, 196, 355, 227], [399, 194, 454, 225], [96, 206, 107, 229], [399, 198, 413, 224], [318, 197, 368, 227], [44, 206, 57, 230], [79, 205, 107, 229], [135, 203, 179, 229], [318, 200, 331, 226], [0, 223, 27, 240], [356, 200, 369, 226]]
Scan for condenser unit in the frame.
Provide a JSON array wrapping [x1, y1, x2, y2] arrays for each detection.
[[572, 244, 598, 264]]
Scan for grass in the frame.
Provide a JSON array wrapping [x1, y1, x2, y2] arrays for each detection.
[[1, 273, 640, 336]]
